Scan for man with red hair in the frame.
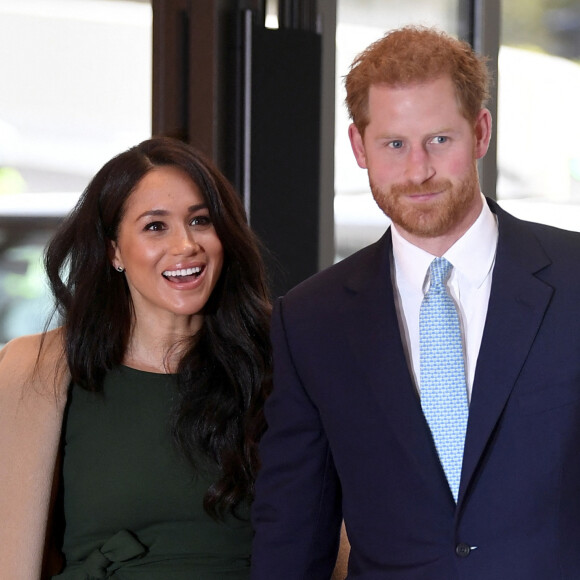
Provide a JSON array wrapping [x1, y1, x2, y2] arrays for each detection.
[[252, 26, 580, 579]]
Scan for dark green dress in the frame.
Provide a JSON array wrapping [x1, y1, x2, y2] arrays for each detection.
[[52, 366, 252, 579]]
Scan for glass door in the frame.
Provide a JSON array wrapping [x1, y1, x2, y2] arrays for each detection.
[[0, 0, 152, 343], [496, 0, 580, 231]]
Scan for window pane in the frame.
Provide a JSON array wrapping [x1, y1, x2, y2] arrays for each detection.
[[497, 0, 580, 230], [0, 0, 152, 344], [335, 0, 460, 260]]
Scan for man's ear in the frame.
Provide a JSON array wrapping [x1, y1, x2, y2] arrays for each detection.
[[348, 123, 368, 169], [474, 108, 492, 160]]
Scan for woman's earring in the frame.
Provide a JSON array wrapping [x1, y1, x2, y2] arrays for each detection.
[[116, 266, 124, 273]]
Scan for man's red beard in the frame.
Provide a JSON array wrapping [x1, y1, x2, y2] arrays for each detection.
[[369, 166, 479, 239]]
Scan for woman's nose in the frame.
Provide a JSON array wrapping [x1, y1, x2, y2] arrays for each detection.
[[171, 228, 200, 255]]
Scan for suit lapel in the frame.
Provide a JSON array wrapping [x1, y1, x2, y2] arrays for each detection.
[[459, 200, 554, 503], [338, 203, 554, 505], [341, 231, 453, 499]]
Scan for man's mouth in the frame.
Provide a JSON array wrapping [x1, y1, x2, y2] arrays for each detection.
[[392, 179, 452, 198], [408, 191, 441, 199]]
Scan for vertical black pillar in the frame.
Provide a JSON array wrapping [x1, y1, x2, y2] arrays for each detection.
[[152, 0, 327, 298], [241, 22, 322, 297]]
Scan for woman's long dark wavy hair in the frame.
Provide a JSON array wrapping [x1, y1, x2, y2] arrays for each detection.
[[44, 136, 272, 518]]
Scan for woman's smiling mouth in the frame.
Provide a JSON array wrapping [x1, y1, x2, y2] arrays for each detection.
[[162, 266, 204, 282]]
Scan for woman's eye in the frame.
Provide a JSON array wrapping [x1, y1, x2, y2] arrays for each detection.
[[191, 215, 212, 228], [145, 221, 165, 232]]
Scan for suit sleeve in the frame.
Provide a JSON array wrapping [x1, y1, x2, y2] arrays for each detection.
[[251, 298, 342, 579]]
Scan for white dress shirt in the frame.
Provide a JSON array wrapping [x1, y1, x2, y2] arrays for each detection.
[[391, 195, 498, 401]]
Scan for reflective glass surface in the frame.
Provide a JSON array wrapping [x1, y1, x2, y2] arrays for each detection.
[[0, 0, 151, 343]]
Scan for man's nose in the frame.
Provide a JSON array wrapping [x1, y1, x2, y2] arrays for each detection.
[[405, 146, 435, 184]]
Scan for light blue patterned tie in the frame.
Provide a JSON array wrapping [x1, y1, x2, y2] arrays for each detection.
[[420, 257, 469, 503]]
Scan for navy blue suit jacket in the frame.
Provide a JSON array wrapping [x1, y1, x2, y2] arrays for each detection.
[[251, 199, 580, 579]]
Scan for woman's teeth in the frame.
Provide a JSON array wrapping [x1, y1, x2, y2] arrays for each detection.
[[163, 266, 202, 277]]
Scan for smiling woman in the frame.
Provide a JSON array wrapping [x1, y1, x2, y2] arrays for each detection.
[[109, 166, 225, 368], [0, 136, 272, 579]]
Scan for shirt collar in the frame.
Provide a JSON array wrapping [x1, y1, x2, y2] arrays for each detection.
[[391, 194, 498, 291]]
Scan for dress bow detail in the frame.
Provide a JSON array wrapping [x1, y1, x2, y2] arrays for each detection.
[[83, 529, 147, 578]]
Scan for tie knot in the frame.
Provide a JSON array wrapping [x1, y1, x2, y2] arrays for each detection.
[[428, 257, 452, 288]]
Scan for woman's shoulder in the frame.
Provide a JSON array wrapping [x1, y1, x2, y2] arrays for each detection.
[[0, 327, 68, 397], [0, 327, 63, 364]]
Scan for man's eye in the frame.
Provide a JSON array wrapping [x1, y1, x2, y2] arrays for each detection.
[[431, 136, 448, 144], [388, 140, 404, 149]]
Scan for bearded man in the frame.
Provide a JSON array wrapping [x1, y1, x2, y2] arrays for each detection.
[[251, 26, 580, 580]]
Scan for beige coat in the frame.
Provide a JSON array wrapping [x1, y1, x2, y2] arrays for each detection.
[[0, 329, 69, 580]]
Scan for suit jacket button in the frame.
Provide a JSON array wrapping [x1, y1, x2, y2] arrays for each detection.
[[455, 543, 471, 558]]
